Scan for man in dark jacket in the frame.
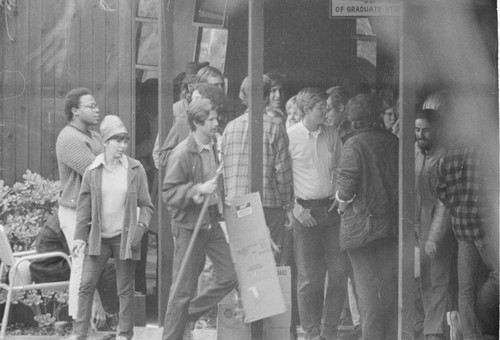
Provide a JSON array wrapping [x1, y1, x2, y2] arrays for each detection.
[[162, 98, 237, 340], [336, 94, 399, 340]]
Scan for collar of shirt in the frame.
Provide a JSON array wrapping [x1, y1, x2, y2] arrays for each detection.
[[298, 121, 323, 139], [92, 153, 128, 172], [192, 133, 214, 153]]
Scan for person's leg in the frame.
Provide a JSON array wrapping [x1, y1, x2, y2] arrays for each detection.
[[96, 259, 119, 315], [322, 211, 348, 340], [162, 226, 208, 340], [422, 233, 456, 338], [348, 239, 396, 340], [188, 222, 237, 319], [134, 231, 149, 295], [72, 242, 112, 339], [474, 237, 499, 336], [58, 206, 83, 318], [294, 220, 326, 340], [108, 236, 136, 340], [375, 239, 398, 340], [263, 207, 286, 263], [457, 239, 482, 340]]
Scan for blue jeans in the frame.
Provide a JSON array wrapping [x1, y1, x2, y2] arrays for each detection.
[[294, 205, 348, 340], [347, 238, 398, 340], [457, 238, 499, 339], [162, 222, 237, 340], [73, 235, 136, 340]]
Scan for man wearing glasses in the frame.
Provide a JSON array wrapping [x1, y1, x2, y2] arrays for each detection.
[[56, 87, 107, 328]]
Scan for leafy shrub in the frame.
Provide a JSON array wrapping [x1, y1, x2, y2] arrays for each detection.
[[0, 170, 60, 251], [0, 170, 65, 328]]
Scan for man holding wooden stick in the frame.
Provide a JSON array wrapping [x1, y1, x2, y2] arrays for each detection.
[[161, 97, 237, 340]]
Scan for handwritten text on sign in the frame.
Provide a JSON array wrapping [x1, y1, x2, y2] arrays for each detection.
[[330, 1, 400, 17]]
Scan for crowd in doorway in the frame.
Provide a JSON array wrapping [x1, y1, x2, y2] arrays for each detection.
[[17, 61, 498, 340]]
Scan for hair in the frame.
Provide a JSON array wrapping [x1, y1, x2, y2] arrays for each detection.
[[295, 87, 327, 115], [327, 86, 348, 111], [192, 83, 228, 122], [196, 66, 223, 83], [238, 75, 273, 107], [64, 87, 92, 121], [415, 108, 441, 128], [172, 72, 186, 102], [381, 96, 394, 111], [347, 93, 383, 129], [266, 72, 285, 88], [107, 132, 130, 142], [187, 98, 215, 131], [285, 95, 298, 115], [342, 73, 372, 99], [422, 90, 448, 112]]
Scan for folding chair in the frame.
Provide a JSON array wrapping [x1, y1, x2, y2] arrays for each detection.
[[0, 224, 71, 338]]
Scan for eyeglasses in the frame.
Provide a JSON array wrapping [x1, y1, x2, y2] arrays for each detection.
[[213, 82, 225, 89], [80, 104, 99, 111]]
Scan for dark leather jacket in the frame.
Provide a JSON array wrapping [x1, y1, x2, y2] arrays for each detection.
[[336, 127, 399, 250]]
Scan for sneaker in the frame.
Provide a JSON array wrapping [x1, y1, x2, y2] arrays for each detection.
[[447, 311, 463, 340]]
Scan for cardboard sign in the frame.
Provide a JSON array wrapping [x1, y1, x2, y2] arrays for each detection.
[[224, 192, 286, 322]]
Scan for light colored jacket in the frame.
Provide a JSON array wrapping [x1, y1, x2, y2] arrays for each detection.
[[75, 156, 153, 260]]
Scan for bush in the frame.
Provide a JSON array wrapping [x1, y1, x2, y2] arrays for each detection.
[[0, 170, 65, 329], [0, 170, 60, 251]]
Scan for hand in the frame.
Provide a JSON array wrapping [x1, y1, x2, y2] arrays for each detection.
[[198, 178, 217, 195], [424, 240, 437, 258], [337, 201, 349, 215], [293, 204, 316, 228], [131, 224, 146, 251], [91, 298, 107, 330], [72, 240, 86, 257]]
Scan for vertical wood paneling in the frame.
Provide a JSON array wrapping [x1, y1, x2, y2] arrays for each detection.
[[104, 0, 119, 117], [41, 0, 56, 179], [79, 1, 93, 90], [0, 12, 6, 182], [117, 0, 135, 154], [93, 1, 106, 115], [14, 1, 29, 182], [54, 0, 68, 180], [66, 0, 81, 94], [27, 0, 42, 175]]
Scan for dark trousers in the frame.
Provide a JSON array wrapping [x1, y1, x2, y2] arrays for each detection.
[[457, 237, 499, 339], [162, 222, 237, 340], [417, 232, 457, 337], [348, 238, 398, 340], [294, 205, 348, 340], [74, 235, 136, 340]]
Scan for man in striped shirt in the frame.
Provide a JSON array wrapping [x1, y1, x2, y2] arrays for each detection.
[[56, 87, 106, 327]]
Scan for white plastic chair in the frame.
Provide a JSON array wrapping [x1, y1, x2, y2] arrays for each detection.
[[0, 224, 72, 338]]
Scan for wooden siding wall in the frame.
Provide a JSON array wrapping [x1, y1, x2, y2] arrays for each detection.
[[0, 0, 136, 185]]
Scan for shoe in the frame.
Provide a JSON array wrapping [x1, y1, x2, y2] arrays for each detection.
[[447, 311, 463, 340]]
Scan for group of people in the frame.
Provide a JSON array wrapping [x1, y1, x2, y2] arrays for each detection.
[[47, 61, 498, 340]]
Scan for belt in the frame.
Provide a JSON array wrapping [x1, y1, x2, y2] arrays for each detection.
[[297, 197, 332, 207]]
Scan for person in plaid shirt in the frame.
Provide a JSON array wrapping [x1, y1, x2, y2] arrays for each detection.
[[221, 75, 294, 263], [437, 146, 499, 339]]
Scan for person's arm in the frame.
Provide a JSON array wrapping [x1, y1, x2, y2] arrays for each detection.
[[335, 144, 361, 213], [91, 291, 106, 330], [273, 122, 294, 209], [152, 133, 160, 169], [425, 200, 450, 257], [158, 119, 191, 169], [162, 148, 205, 210], [59, 135, 98, 175], [73, 170, 93, 255], [136, 163, 154, 228]]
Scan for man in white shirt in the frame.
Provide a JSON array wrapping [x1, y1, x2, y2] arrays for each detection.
[[287, 87, 348, 340]]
